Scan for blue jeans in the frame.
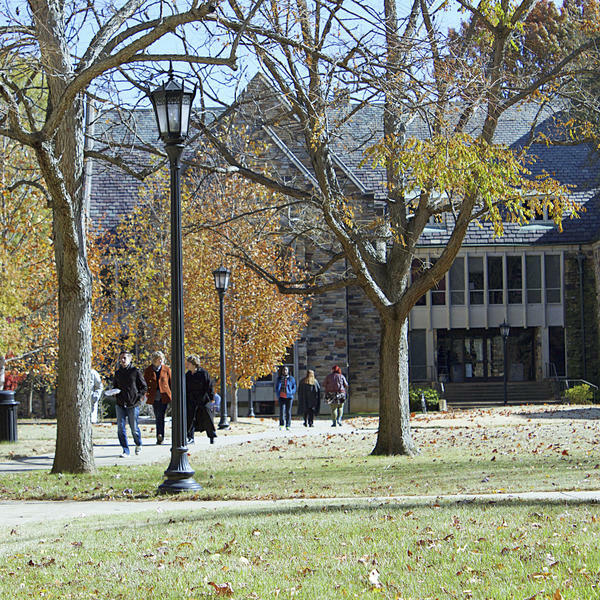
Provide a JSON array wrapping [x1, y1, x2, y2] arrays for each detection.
[[116, 405, 142, 452], [153, 401, 167, 438], [279, 397, 293, 427]]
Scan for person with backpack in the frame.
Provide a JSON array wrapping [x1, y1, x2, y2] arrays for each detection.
[[323, 365, 348, 427]]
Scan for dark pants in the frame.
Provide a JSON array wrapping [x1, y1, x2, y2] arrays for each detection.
[[153, 401, 167, 439], [279, 397, 293, 427], [116, 405, 141, 451], [304, 407, 315, 426], [186, 399, 198, 442]]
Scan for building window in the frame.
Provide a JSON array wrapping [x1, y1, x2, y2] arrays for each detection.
[[411, 259, 426, 305], [526, 255, 542, 303], [468, 256, 484, 304], [507, 256, 523, 304], [450, 257, 465, 305], [409, 329, 428, 381], [487, 256, 503, 304], [545, 254, 561, 303], [430, 258, 446, 305], [548, 326, 566, 377]]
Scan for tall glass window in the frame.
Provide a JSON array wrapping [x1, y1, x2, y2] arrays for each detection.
[[526, 255, 542, 303], [507, 256, 523, 304], [409, 329, 428, 381], [468, 256, 484, 304], [450, 257, 465, 305], [411, 259, 426, 305], [545, 254, 561, 303], [430, 258, 446, 305], [487, 256, 503, 304]]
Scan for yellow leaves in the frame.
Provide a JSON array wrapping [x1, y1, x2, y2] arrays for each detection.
[[364, 131, 577, 237], [103, 160, 310, 385]]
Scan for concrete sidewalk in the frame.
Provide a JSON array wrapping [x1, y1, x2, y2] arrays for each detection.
[[0, 418, 359, 472], [2, 490, 599, 529]]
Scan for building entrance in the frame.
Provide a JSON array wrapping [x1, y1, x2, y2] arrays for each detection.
[[437, 328, 535, 383]]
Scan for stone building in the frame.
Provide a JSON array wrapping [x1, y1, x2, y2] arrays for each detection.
[[89, 76, 600, 413]]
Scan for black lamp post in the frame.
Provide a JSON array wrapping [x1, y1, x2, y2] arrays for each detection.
[[149, 68, 201, 493], [213, 266, 231, 429], [500, 320, 510, 407]]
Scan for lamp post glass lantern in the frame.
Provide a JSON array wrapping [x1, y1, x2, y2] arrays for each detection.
[[213, 266, 231, 429], [500, 321, 510, 407], [149, 69, 201, 493]]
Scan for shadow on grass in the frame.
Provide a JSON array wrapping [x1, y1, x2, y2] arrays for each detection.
[[518, 407, 600, 421]]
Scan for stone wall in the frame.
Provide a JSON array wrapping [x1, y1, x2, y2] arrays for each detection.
[[347, 285, 380, 412], [305, 289, 349, 407]]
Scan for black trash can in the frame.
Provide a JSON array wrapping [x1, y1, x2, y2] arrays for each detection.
[[0, 390, 19, 442]]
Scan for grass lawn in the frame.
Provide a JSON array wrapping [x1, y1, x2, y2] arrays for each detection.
[[1, 501, 599, 599], [1, 406, 600, 598], [1, 406, 600, 501]]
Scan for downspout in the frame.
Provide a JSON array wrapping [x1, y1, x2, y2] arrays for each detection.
[[576, 247, 587, 379], [344, 258, 351, 413], [83, 98, 95, 221]]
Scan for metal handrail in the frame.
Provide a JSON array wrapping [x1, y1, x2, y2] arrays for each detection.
[[561, 378, 598, 403], [564, 378, 598, 390]]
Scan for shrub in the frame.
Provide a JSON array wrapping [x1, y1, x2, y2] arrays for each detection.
[[564, 384, 594, 405], [409, 386, 440, 412]]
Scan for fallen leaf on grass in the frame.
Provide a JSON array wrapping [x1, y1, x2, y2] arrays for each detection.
[[553, 590, 563, 600], [208, 581, 234, 595], [368, 569, 382, 589]]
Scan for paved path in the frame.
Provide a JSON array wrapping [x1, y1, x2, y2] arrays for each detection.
[[2, 490, 599, 529], [0, 418, 360, 472]]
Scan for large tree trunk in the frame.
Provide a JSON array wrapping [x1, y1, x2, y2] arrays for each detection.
[[372, 313, 417, 456], [36, 99, 95, 473]]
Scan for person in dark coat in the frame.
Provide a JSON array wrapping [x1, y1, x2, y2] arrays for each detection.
[[113, 351, 147, 457], [298, 369, 321, 427], [185, 354, 216, 444], [143, 350, 172, 445]]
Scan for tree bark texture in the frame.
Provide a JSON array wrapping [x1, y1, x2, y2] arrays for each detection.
[[372, 313, 417, 456]]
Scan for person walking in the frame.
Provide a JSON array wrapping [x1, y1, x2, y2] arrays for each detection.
[[143, 351, 172, 445], [324, 365, 348, 427], [298, 369, 321, 427], [90, 368, 103, 424], [185, 355, 216, 444], [275, 365, 297, 430], [113, 351, 147, 457]]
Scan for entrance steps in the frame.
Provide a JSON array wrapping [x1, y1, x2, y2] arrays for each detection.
[[443, 380, 557, 408]]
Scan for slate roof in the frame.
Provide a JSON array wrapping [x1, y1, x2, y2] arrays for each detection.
[[89, 77, 600, 246]]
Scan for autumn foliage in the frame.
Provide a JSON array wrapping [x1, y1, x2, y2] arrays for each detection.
[[100, 160, 309, 391]]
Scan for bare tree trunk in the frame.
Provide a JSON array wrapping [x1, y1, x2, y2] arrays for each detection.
[[372, 314, 417, 456], [27, 374, 34, 417], [51, 192, 94, 472], [0, 355, 5, 390], [231, 381, 238, 422], [35, 99, 95, 473]]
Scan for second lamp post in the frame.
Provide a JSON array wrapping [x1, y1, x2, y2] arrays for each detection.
[[500, 320, 510, 407], [213, 266, 231, 429]]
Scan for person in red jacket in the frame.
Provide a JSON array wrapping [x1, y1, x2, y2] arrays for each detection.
[[144, 351, 172, 445]]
